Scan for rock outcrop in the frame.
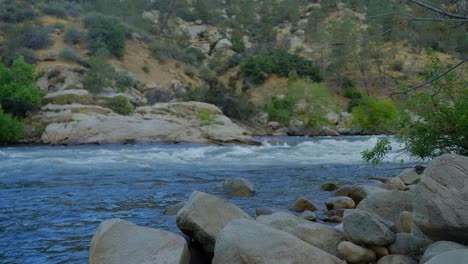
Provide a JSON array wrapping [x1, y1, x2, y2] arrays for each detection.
[[41, 102, 257, 145], [176, 191, 251, 254], [413, 154, 468, 242], [89, 219, 189, 264], [212, 219, 345, 264]]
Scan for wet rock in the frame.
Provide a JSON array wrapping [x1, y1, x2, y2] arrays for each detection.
[[223, 177, 255, 197], [398, 169, 421, 185], [325, 196, 356, 210], [337, 241, 376, 264], [343, 210, 396, 246], [257, 212, 347, 256], [356, 191, 413, 232], [176, 191, 251, 254], [213, 219, 345, 264], [289, 197, 317, 212], [413, 154, 468, 242], [420, 241, 467, 263], [425, 249, 468, 264], [321, 182, 339, 191], [399, 211, 412, 233], [388, 233, 431, 256], [89, 219, 189, 264], [377, 255, 417, 264], [163, 202, 186, 216]]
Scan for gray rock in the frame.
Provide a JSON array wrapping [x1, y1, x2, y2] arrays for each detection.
[[398, 169, 422, 185], [400, 211, 413, 233], [163, 202, 186, 216], [89, 219, 189, 264], [321, 182, 340, 191], [369, 245, 389, 259], [420, 241, 467, 263], [357, 190, 413, 232], [348, 185, 387, 205], [337, 241, 376, 264], [325, 196, 356, 210], [255, 206, 284, 217], [425, 249, 468, 264], [176, 191, 251, 254], [388, 233, 431, 256], [390, 177, 407, 191], [289, 197, 317, 212], [213, 219, 345, 264], [44, 89, 92, 105], [223, 177, 255, 197], [413, 154, 468, 242], [257, 212, 347, 256], [300, 210, 317, 221], [343, 210, 396, 246], [377, 255, 418, 264]]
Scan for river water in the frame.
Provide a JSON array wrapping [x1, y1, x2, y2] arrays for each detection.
[[0, 136, 415, 263]]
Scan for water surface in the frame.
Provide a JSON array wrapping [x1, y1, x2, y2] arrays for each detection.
[[0, 136, 414, 263]]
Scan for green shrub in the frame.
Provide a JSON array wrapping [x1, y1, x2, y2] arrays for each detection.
[[0, 1, 36, 23], [64, 27, 84, 45], [84, 50, 116, 94], [114, 71, 133, 92], [108, 95, 133, 115], [231, 32, 246, 53], [21, 25, 54, 50], [142, 65, 150, 73], [0, 107, 23, 143], [264, 96, 295, 125], [352, 97, 398, 132], [59, 46, 85, 65], [151, 39, 205, 65], [84, 14, 126, 58], [42, 3, 67, 18], [198, 109, 224, 126], [0, 57, 44, 117]]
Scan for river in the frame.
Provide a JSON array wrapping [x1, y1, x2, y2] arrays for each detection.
[[0, 136, 415, 263]]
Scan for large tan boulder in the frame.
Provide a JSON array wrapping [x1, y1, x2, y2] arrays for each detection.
[[325, 196, 356, 210], [212, 219, 345, 264], [413, 154, 468, 242], [337, 241, 376, 264], [257, 212, 347, 256], [397, 169, 421, 185], [41, 102, 257, 145], [176, 191, 251, 254], [89, 219, 189, 264], [357, 190, 413, 232], [289, 197, 317, 212]]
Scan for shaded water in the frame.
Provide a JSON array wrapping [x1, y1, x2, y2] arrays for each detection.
[[0, 136, 414, 263]]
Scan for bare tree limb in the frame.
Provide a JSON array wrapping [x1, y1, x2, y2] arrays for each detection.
[[409, 0, 468, 19]]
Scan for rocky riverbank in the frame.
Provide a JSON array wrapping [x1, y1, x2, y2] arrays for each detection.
[[87, 153, 468, 264]]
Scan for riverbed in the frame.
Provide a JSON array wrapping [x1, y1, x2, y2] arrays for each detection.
[[0, 136, 415, 263]]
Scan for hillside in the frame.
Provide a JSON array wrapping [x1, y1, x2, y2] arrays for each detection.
[[0, 0, 466, 144]]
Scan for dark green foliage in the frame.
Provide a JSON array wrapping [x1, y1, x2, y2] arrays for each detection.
[[362, 138, 392, 164], [0, 107, 24, 143], [352, 97, 398, 132], [41, 3, 68, 18], [231, 31, 246, 53], [240, 48, 322, 84], [108, 95, 133, 115], [114, 71, 133, 92], [84, 14, 126, 59], [84, 50, 116, 94], [20, 25, 54, 50], [151, 39, 205, 65], [0, 57, 44, 117], [59, 46, 85, 65], [64, 27, 84, 45], [0, 0, 36, 23], [264, 96, 295, 125]]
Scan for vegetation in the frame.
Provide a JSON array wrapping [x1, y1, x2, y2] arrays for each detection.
[[108, 95, 133, 115], [352, 97, 398, 132], [64, 27, 84, 45], [198, 109, 224, 126], [84, 50, 116, 94], [84, 14, 126, 58], [0, 107, 24, 143]]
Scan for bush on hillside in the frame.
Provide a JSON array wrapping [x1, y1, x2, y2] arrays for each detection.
[[84, 50, 116, 94], [84, 14, 126, 58], [0, 57, 44, 117], [0, 107, 24, 143], [21, 25, 54, 50], [59, 46, 85, 65], [64, 27, 85, 45], [0, 1, 36, 23], [352, 97, 398, 132], [41, 3, 67, 18], [108, 95, 133, 115], [240, 48, 322, 84], [151, 39, 205, 65]]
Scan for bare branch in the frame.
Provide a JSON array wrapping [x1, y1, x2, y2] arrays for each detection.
[[409, 0, 468, 19], [389, 58, 467, 97]]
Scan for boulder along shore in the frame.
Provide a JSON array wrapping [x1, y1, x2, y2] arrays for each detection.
[[88, 154, 468, 264]]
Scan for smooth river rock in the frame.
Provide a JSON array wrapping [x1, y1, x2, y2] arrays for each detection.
[[377, 255, 417, 264], [420, 241, 467, 263], [388, 233, 431, 256], [397, 169, 421, 185], [325, 196, 356, 210], [176, 191, 251, 254], [425, 249, 468, 264], [89, 218, 189, 264], [41, 102, 257, 145], [413, 154, 468, 242], [212, 219, 345, 264], [289, 197, 317, 212], [337, 241, 376, 264], [223, 177, 256, 197], [343, 209, 396, 246], [257, 212, 347, 256]]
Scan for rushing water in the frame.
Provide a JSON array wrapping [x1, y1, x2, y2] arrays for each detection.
[[0, 136, 415, 263]]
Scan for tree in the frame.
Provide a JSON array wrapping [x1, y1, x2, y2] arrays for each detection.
[[0, 107, 23, 143], [84, 50, 116, 94]]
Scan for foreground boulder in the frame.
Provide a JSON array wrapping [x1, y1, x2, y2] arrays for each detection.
[[223, 177, 256, 197], [388, 233, 431, 255], [343, 210, 396, 246], [213, 219, 345, 264], [347, 185, 387, 205], [325, 196, 355, 210], [420, 241, 467, 263], [89, 219, 189, 264], [397, 169, 422, 185], [289, 197, 317, 212], [377, 255, 417, 264], [163, 202, 186, 216], [425, 249, 468, 264], [356, 190, 413, 232], [176, 191, 251, 254], [338, 241, 376, 264], [413, 154, 468, 242], [41, 102, 257, 145], [257, 212, 347, 256]]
